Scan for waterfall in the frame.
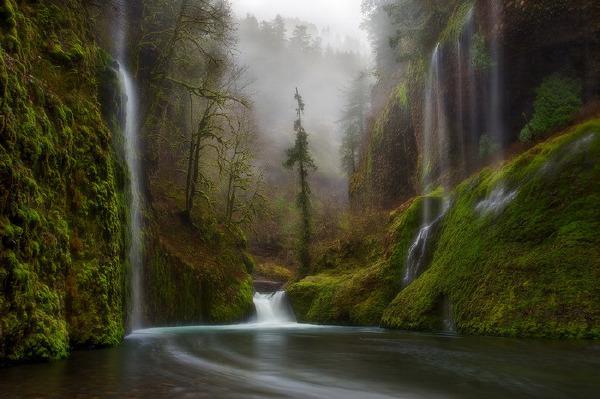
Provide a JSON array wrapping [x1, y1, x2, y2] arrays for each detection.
[[486, 0, 505, 156], [253, 291, 296, 324], [404, 200, 449, 286], [407, 42, 453, 287], [457, 6, 477, 172], [475, 185, 517, 216], [119, 68, 144, 330], [403, 3, 507, 289], [422, 44, 450, 197], [115, 4, 143, 331]]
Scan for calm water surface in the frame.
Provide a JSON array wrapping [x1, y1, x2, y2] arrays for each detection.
[[1, 324, 599, 398]]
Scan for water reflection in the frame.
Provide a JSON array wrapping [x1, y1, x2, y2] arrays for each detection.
[[1, 325, 599, 398]]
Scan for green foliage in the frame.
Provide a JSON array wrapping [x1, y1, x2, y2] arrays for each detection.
[[470, 33, 493, 71], [439, 1, 474, 44], [254, 262, 293, 282], [242, 252, 256, 274], [520, 75, 583, 142]]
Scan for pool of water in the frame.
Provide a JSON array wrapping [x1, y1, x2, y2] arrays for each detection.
[[1, 324, 599, 398]]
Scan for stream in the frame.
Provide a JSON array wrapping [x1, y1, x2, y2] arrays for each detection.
[[1, 293, 599, 398]]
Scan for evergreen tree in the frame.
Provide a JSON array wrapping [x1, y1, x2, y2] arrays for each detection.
[[290, 25, 312, 52], [284, 88, 316, 276], [272, 15, 286, 42]]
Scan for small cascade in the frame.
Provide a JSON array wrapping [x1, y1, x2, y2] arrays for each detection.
[[253, 291, 296, 324], [115, 3, 143, 331], [475, 185, 517, 216], [404, 200, 450, 286]]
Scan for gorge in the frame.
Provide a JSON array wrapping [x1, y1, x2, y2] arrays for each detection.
[[1, 0, 599, 397]]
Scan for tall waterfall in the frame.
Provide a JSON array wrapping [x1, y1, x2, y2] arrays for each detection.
[[486, 0, 505, 156], [253, 292, 296, 324], [421, 44, 450, 199], [115, 4, 144, 331]]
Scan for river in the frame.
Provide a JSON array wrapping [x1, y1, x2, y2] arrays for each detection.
[[1, 293, 598, 398]]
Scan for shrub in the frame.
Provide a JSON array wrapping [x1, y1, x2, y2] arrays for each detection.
[[520, 75, 582, 142]]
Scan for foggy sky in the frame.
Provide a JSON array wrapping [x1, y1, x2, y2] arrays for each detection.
[[230, 0, 370, 53]]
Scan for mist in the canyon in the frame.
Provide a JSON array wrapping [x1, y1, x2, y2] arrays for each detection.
[[229, 0, 372, 200]]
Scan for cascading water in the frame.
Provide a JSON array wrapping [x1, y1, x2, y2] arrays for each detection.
[[422, 44, 450, 197], [475, 185, 517, 216], [253, 291, 296, 324], [406, 3, 508, 287], [457, 6, 477, 170], [119, 68, 144, 330], [115, 4, 143, 331], [404, 200, 449, 286], [486, 0, 505, 156]]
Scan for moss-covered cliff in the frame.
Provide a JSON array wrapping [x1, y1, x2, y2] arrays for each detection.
[[0, 0, 128, 363], [142, 194, 254, 326], [289, 118, 600, 338], [0, 0, 255, 365], [352, 0, 600, 210]]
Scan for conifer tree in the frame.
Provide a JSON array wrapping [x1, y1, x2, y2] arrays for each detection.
[[284, 88, 316, 276]]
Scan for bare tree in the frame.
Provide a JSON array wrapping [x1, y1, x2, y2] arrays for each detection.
[[217, 107, 264, 226]]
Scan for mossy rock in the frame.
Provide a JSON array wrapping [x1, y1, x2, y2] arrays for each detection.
[[383, 119, 600, 338]]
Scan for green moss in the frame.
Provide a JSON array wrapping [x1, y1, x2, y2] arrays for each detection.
[[439, 1, 473, 44], [254, 262, 293, 282], [242, 252, 256, 274], [1, 0, 128, 363], [520, 75, 583, 142], [296, 119, 600, 339], [383, 120, 600, 338], [144, 228, 255, 327], [0, 0, 19, 51], [288, 259, 402, 326], [209, 276, 254, 323], [288, 213, 396, 326], [388, 192, 443, 274]]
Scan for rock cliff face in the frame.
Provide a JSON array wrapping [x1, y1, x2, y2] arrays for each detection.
[[351, 85, 418, 209], [351, 0, 600, 209]]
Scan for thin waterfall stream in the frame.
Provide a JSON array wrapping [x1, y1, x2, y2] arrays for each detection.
[[115, 4, 143, 331], [119, 67, 143, 331]]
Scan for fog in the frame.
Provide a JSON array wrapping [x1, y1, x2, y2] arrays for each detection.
[[231, 0, 370, 53], [230, 1, 372, 199]]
